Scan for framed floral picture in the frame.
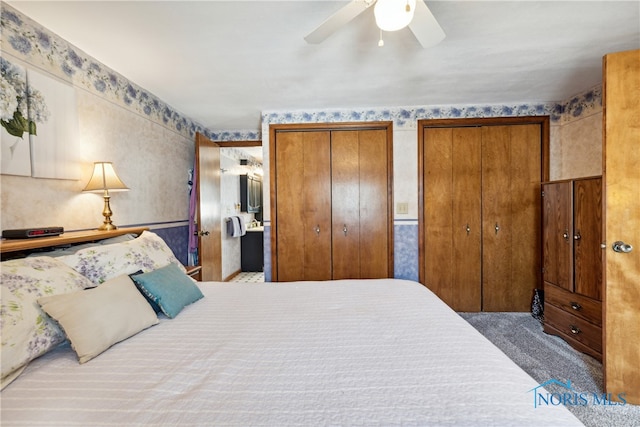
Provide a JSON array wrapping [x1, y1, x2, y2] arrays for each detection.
[[1, 57, 79, 179], [1, 58, 31, 176]]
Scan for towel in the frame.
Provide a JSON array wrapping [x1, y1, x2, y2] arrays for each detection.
[[238, 217, 246, 236], [227, 216, 246, 238]]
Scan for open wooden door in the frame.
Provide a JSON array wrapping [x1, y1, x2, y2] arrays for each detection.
[[602, 49, 640, 404], [195, 132, 221, 281]]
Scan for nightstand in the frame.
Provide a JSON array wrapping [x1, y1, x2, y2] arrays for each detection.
[[185, 265, 202, 281]]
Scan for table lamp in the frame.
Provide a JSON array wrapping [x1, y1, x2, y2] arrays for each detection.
[[83, 162, 129, 230]]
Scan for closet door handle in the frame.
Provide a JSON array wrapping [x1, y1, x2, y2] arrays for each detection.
[[574, 232, 582, 241], [494, 223, 500, 235], [314, 225, 320, 236], [343, 224, 348, 236], [563, 230, 569, 241], [466, 224, 471, 235]]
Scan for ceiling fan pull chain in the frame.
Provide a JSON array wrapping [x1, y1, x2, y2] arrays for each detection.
[[378, 29, 384, 47]]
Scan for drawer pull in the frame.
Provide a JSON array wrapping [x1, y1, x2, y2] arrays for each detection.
[[570, 302, 582, 311], [570, 325, 581, 335]]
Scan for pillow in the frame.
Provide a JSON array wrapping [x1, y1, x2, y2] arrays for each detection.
[[98, 233, 136, 245], [128, 270, 161, 313], [60, 230, 186, 286], [38, 275, 159, 364], [130, 263, 204, 318], [27, 242, 101, 258], [1, 256, 94, 388]]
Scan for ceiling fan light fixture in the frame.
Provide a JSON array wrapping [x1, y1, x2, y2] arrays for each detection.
[[374, 0, 416, 32]]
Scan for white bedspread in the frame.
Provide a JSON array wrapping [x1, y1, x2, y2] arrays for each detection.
[[1, 279, 582, 426]]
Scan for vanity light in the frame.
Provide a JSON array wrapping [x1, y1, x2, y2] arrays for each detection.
[[83, 162, 129, 230]]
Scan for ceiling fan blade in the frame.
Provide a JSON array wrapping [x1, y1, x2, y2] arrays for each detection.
[[409, 0, 446, 48], [304, 1, 370, 44]]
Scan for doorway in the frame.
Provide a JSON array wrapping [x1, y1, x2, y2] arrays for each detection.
[[218, 142, 264, 281]]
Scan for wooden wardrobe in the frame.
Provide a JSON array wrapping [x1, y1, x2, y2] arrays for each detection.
[[542, 176, 603, 360], [418, 117, 549, 312], [270, 122, 393, 282]]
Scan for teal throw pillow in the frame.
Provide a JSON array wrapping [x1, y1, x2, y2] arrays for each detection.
[[130, 263, 204, 318], [129, 270, 162, 313]]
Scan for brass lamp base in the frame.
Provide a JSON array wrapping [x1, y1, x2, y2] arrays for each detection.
[[98, 222, 118, 231], [98, 193, 118, 231]]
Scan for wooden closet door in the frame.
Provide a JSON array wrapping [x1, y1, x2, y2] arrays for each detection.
[[482, 125, 541, 311], [509, 124, 543, 308], [452, 128, 482, 311], [423, 127, 482, 311], [332, 129, 389, 279], [356, 129, 390, 278], [275, 131, 331, 281], [331, 131, 361, 279]]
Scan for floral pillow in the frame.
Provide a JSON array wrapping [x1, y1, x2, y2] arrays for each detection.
[[1, 256, 94, 389], [59, 231, 186, 286]]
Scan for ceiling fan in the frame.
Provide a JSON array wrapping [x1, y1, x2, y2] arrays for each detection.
[[304, 0, 445, 48]]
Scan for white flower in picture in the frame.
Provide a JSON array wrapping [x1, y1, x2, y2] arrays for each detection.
[[0, 58, 49, 140], [0, 75, 19, 122]]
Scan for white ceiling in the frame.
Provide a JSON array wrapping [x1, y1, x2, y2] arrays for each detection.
[[6, 1, 640, 133]]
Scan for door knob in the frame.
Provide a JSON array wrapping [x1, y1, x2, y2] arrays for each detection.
[[612, 241, 633, 253], [198, 230, 210, 236]]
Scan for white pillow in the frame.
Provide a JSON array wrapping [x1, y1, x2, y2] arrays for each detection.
[[60, 230, 186, 285], [38, 274, 159, 363], [1, 256, 94, 389]]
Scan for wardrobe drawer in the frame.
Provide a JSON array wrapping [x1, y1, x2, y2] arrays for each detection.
[[544, 282, 602, 326], [544, 304, 602, 354]]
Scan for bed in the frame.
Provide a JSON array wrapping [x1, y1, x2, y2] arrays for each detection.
[[0, 231, 582, 426]]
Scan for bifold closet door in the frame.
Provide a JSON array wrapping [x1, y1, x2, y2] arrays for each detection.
[[481, 125, 541, 311], [423, 127, 482, 311], [331, 130, 390, 279], [423, 123, 541, 312], [275, 131, 331, 281]]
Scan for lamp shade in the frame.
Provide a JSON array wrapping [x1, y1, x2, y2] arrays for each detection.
[[374, 0, 417, 32], [83, 162, 129, 192]]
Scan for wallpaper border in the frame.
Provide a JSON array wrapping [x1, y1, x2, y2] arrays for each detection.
[[262, 86, 602, 129]]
